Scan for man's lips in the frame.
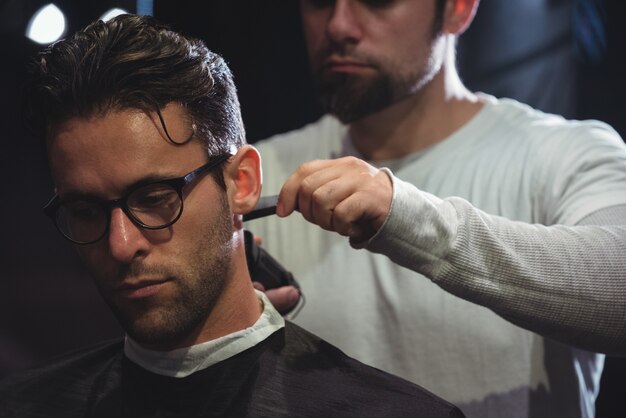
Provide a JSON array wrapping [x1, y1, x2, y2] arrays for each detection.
[[116, 279, 170, 299], [323, 58, 374, 74]]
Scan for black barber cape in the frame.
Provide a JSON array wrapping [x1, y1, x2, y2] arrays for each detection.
[[0, 322, 464, 417]]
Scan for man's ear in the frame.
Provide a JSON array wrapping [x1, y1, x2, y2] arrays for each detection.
[[442, 0, 479, 35], [223, 145, 262, 215]]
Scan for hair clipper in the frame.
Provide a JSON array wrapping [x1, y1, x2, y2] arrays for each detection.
[[244, 229, 300, 290]]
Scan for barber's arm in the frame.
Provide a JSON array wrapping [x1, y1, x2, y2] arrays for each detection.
[[273, 156, 626, 355]]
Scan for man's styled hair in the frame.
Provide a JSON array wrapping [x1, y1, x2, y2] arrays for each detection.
[[26, 14, 245, 157]]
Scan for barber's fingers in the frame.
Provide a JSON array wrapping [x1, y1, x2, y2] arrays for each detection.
[[278, 157, 365, 219], [297, 176, 354, 230], [277, 157, 392, 242], [298, 176, 378, 234], [263, 285, 300, 315], [331, 190, 384, 242], [277, 159, 337, 216]]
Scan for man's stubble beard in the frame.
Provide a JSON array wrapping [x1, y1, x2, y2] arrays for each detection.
[[102, 192, 234, 347]]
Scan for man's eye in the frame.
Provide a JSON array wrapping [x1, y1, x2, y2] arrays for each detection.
[[361, 0, 394, 8], [132, 188, 179, 210], [66, 203, 101, 222]]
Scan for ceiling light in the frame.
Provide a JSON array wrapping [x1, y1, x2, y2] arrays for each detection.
[[100, 8, 128, 22], [26, 3, 66, 44]]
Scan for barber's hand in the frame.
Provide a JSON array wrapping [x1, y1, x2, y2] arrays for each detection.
[[252, 282, 300, 315], [276, 157, 393, 244]]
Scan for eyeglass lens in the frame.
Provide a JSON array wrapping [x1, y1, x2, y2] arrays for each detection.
[[56, 183, 184, 244]]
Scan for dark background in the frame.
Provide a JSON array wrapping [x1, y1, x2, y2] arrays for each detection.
[[1, 0, 624, 416]]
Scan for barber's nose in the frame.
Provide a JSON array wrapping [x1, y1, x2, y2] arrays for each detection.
[[108, 207, 149, 264], [327, 0, 363, 45]]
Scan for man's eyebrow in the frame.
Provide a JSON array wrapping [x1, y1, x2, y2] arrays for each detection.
[[128, 172, 181, 189], [58, 173, 181, 202]]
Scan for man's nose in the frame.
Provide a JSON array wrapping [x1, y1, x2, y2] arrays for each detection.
[[108, 207, 150, 264], [326, 0, 363, 45]]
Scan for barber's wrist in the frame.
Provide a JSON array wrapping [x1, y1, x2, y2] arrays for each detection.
[[351, 167, 396, 249]]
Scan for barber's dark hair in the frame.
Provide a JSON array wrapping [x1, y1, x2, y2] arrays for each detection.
[[26, 14, 245, 157]]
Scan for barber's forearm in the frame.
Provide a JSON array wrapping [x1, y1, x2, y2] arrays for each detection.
[[366, 176, 626, 355]]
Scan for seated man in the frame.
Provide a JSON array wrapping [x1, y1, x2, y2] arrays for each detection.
[[0, 14, 463, 418]]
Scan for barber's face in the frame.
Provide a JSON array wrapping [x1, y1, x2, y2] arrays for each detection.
[[300, 0, 445, 122], [48, 105, 234, 350]]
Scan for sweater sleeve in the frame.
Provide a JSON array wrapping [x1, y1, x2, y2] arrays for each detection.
[[364, 175, 626, 356]]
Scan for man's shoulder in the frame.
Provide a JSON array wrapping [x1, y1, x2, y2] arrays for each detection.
[[261, 322, 465, 417], [486, 96, 623, 146], [0, 339, 124, 413]]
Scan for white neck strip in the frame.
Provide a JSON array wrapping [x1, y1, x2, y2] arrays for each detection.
[[123, 291, 285, 378]]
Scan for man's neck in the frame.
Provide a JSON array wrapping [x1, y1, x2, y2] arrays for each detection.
[[348, 64, 484, 162]]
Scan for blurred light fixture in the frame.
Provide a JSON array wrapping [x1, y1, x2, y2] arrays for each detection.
[[26, 3, 66, 44], [100, 8, 128, 22]]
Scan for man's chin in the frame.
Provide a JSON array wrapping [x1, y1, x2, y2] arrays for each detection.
[[317, 74, 395, 123], [322, 90, 393, 124], [122, 312, 186, 348], [108, 300, 174, 342], [318, 71, 369, 92]]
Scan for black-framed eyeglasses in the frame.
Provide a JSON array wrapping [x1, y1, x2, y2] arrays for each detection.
[[44, 154, 231, 245]]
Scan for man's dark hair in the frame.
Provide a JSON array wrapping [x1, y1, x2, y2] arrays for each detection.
[[26, 14, 245, 157], [433, 0, 447, 36]]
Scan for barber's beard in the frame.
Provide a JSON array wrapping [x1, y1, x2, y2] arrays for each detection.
[[316, 62, 435, 124], [314, 36, 445, 124], [316, 70, 393, 124]]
